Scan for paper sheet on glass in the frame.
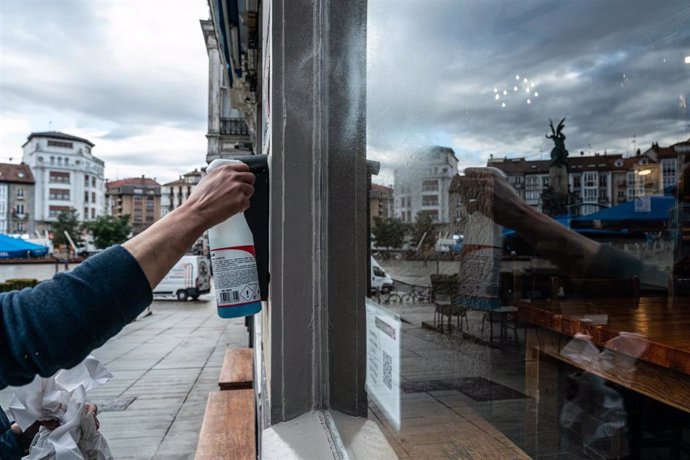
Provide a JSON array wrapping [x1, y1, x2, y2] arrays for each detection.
[[9, 355, 114, 460], [365, 299, 401, 431]]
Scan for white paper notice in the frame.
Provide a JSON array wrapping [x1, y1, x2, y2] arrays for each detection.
[[365, 299, 401, 431]]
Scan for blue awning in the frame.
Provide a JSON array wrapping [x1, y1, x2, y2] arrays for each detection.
[[572, 196, 675, 223], [0, 234, 48, 258]]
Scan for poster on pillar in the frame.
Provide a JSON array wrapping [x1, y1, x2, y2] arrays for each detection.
[[365, 300, 401, 431]]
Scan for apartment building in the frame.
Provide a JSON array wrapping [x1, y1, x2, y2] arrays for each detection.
[[21, 132, 106, 232], [369, 183, 393, 225], [488, 139, 690, 215], [393, 146, 459, 223], [106, 176, 161, 234], [0, 163, 35, 235]]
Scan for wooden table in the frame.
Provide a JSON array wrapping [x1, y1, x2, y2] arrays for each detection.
[[518, 296, 690, 414]]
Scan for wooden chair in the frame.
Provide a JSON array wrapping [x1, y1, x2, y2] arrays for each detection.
[[550, 275, 640, 305]]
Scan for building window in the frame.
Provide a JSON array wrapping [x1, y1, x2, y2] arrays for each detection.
[[418, 210, 439, 222], [422, 195, 439, 206], [85, 175, 89, 186], [16, 188, 24, 198], [91, 192, 96, 203], [15, 204, 24, 215], [84, 191, 89, 203], [49, 171, 70, 184], [92, 177, 96, 187], [48, 206, 70, 218], [47, 140, 73, 149], [422, 180, 438, 192], [91, 208, 95, 219], [583, 171, 597, 187], [49, 189, 70, 201]]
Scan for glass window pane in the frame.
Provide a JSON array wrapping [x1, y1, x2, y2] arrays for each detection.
[[366, 1, 690, 458]]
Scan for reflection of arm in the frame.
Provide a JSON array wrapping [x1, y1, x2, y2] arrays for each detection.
[[464, 169, 667, 288], [512, 206, 666, 287]]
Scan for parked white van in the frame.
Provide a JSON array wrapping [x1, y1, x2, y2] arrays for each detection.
[[371, 257, 394, 293], [153, 255, 211, 301]]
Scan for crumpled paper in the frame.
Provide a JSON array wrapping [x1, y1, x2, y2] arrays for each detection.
[[8, 356, 114, 460]]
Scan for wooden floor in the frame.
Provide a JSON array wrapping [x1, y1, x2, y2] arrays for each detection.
[[371, 396, 531, 459]]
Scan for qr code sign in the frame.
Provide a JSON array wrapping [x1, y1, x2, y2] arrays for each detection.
[[382, 350, 393, 390]]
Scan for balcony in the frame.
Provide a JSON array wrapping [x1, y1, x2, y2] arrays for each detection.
[[220, 117, 250, 136]]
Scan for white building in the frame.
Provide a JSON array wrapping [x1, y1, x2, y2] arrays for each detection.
[[393, 146, 459, 223], [161, 169, 206, 254], [21, 132, 106, 232]]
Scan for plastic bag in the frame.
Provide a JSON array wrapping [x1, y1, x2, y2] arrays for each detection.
[[8, 356, 113, 460]]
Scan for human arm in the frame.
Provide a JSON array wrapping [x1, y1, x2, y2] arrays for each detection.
[[0, 162, 254, 389], [123, 161, 254, 288]]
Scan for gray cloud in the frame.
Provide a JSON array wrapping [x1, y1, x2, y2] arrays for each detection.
[[367, 0, 690, 174], [0, 0, 207, 141]]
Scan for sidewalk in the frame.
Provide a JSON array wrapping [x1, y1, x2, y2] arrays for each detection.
[[0, 296, 249, 460]]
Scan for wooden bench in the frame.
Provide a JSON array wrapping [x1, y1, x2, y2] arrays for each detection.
[[195, 348, 256, 459], [195, 390, 256, 460], [218, 348, 254, 390]]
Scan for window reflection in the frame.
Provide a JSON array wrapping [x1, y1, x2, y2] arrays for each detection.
[[367, 1, 690, 458]]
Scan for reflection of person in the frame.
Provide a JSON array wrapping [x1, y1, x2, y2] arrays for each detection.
[[460, 168, 667, 288], [0, 162, 255, 458]]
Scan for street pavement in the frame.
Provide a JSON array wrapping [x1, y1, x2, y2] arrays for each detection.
[[0, 295, 250, 460]]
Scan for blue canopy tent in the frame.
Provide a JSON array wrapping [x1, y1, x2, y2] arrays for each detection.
[[0, 234, 49, 258]]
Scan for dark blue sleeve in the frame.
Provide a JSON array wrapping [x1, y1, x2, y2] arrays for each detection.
[[0, 409, 23, 459], [0, 245, 152, 389]]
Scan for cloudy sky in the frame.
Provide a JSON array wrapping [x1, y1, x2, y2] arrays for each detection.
[[368, 0, 690, 185], [1, 1, 688, 186], [0, 0, 210, 184]]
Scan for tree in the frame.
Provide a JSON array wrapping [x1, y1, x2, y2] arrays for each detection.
[[411, 212, 437, 251], [51, 209, 83, 251], [85, 215, 132, 249], [372, 217, 406, 250]]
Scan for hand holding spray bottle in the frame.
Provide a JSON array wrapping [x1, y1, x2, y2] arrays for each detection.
[[206, 159, 262, 319]]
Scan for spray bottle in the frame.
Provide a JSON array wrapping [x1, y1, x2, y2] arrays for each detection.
[[457, 167, 504, 311], [206, 159, 262, 318]]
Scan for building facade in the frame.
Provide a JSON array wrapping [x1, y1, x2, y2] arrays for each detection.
[[162, 169, 205, 253], [21, 132, 106, 233], [369, 183, 393, 225], [393, 146, 459, 224], [487, 139, 690, 215], [161, 169, 203, 212], [106, 176, 161, 235], [201, 19, 254, 163], [0, 163, 35, 235]]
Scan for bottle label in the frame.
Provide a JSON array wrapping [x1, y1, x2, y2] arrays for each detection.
[[210, 245, 261, 308]]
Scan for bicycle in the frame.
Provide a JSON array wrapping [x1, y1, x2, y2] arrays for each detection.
[[369, 291, 403, 305], [401, 284, 432, 304]]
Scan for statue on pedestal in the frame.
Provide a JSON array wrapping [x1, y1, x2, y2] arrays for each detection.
[[542, 118, 575, 216], [546, 118, 569, 170]]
